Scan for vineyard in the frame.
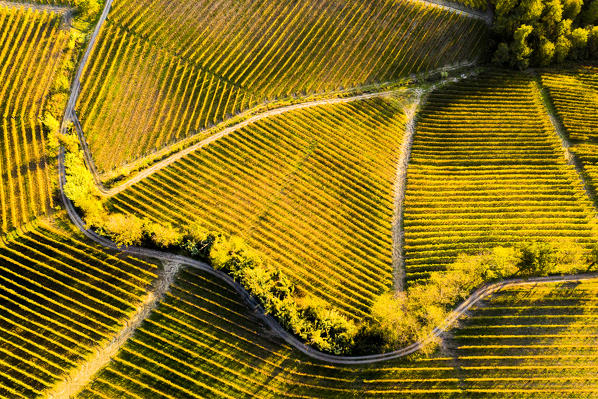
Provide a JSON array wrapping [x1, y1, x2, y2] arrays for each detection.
[[76, 0, 488, 173], [403, 70, 597, 285], [0, 215, 157, 398], [76, 266, 598, 398], [540, 67, 598, 200], [3, 0, 598, 396], [0, 6, 69, 118], [109, 97, 409, 320], [0, 6, 69, 234]]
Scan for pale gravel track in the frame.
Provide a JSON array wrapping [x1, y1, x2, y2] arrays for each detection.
[[57, 148, 598, 365], [392, 70, 482, 292], [409, 0, 493, 23], [60, 0, 489, 195], [43, 260, 181, 399], [392, 97, 421, 293], [95, 90, 408, 196]]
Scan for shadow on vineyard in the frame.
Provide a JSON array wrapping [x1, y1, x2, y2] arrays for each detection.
[[2, 0, 598, 397]]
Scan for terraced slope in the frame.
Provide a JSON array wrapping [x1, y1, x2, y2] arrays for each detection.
[[109, 97, 409, 320], [0, 215, 157, 399], [77, 0, 488, 172], [403, 70, 597, 285], [76, 266, 598, 398], [0, 6, 69, 233], [540, 67, 598, 197]]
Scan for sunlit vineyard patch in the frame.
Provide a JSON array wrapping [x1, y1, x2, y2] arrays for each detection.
[[76, 0, 488, 172], [109, 97, 410, 320], [403, 70, 597, 285]]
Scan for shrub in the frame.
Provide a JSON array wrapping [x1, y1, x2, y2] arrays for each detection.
[[209, 235, 263, 279], [103, 214, 145, 247], [144, 220, 183, 248], [42, 113, 61, 157], [298, 296, 358, 355]]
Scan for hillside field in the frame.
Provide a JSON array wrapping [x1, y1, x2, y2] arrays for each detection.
[[2, 0, 598, 397], [76, 0, 488, 173]]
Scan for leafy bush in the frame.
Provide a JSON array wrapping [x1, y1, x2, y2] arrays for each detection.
[[367, 240, 589, 352], [518, 239, 587, 275]]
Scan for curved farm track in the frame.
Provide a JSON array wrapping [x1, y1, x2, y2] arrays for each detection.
[[47, 0, 598, 395], [57, 153, 598, 366]]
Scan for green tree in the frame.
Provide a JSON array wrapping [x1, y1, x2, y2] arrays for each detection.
[[511, 24, 534, 68], [103, 214, 145, 247], [570, 27, 590, 59], [563, 0, 583, 18], [582, 0, 598, 23], [589, 26, 598, 56], [537, 37, 556, 65]]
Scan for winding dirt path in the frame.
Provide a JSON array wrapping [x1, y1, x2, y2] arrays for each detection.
[[95, 90, 407, 196], [56, 152, 598, 365], [44, 259, 182, 399], [413, 0, 493, 23]]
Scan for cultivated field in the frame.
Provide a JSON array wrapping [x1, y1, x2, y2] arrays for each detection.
[[0, 6, 69, 233], [0, 7, 159, 398], [0, 6, 68, 117], [109, 97, 409, 320], [76, 0, 488, 172], [76, 266, 598, 398], [3, 0, 598, 396], [0, 119, 53, 234], [403, 70, 597, 285], [541, 67, 598, 198], [0, 215, 157, 398]]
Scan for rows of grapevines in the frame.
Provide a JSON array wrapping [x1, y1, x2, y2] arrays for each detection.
[[77, 266, 598, 398], [77, 0, 488, 172], [403, 70, 597, 285], [541, 67, 598, 199], [76, 22, 255, 173], [7, 1, 74, 5], [0, 215, 157, 399], [0, 7, 69, 233], [451, 279, 598, 396], [0, 6, 69, 118], [109, 97, 408, 321], [0, 119, 53, 234]]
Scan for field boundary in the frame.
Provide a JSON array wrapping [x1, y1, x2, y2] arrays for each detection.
[[392, 96, 422, 292], [44, 260, 181, 399], [57, 149, 598, 364], [534, 76, 598, 212]]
